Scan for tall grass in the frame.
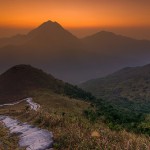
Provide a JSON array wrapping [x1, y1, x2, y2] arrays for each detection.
[[0, 124, 25, 150]]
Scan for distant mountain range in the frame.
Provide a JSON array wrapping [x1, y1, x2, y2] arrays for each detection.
[[0, 20, 150, 83], [0, 64, 94, 104], [80, 63, 150, 103]]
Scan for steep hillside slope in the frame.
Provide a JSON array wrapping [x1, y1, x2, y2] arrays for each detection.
[[0, 64, 94, 104]]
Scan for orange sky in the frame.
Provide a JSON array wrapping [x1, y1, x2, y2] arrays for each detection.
[[0, 0, 150, 39]]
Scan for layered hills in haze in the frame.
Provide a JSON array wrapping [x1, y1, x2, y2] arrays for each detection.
[[0, 21, 82, 61], [0, 64, 94, 104], [82, 31, 150, 58], [0, 20, 150, 83]]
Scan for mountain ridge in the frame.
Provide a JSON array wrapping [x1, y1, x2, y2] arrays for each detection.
[[0, 64, 94, 104], [79, 63, 150, 102]]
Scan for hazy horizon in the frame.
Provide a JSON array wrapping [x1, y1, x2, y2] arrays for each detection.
[[0, 25, 150, 40], [0, 0, 150, 40], [0, 0, 150, 83]]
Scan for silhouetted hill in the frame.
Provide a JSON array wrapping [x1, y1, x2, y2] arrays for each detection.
[[28, 20, 78, 42], [26, 21, 81, 54], [0, 65, 94, 104], [80, 64, 150, 102], [0, 34, 27, 48], [82, 31, 150, 56]]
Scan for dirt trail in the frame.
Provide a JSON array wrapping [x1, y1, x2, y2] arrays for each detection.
[[0, 98, 53, 150]]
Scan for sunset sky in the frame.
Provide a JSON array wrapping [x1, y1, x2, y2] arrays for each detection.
[[0, 0, 150, 39]]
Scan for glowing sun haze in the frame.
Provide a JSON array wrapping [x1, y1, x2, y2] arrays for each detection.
[[0, 0, 150, 38]]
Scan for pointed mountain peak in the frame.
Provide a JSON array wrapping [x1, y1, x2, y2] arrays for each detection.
[[83, 30, 117, 40], [28, 20, 64, 37], [27, 20, 79, 42], [2, 64, 45, 77], [95, 31, 117, 37], [99, 30, 114, 34], [39, 20, 61, 28], [83, 30, 133, 41], [42, 20, 54, 24]]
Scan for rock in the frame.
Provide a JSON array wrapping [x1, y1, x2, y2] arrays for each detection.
[[91, 131, 100, 137], [0, 116, 53, 150]]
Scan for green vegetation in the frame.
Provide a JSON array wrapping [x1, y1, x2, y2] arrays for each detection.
[[80, 64, 150, 136], [84, 98, 150, 136], [0, 90, 150, 149]]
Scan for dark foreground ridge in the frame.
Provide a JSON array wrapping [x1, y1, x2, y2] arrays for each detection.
[[0, 64, 94, 104]]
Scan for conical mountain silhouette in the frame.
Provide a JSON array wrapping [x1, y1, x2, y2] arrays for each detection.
[[0, 20, 81, 52], [28, 20, 77, 39], [27, 20, 80, 49]]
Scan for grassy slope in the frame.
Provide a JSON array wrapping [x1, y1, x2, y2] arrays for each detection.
[[0, 90, 150, 150], [31, 89, 89, 114]]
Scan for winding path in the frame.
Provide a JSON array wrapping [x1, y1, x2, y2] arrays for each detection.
[[0, 97, 40, 111], [0, 98, 53, 150], [25, 98, 40, 111]]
